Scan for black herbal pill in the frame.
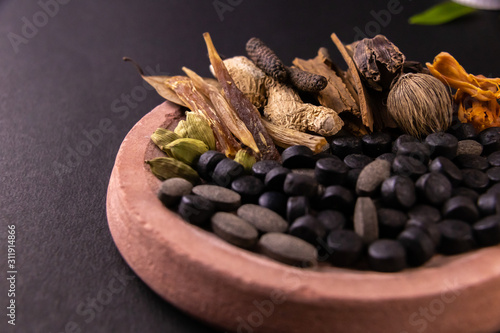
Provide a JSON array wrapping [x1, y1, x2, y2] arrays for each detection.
[[316, 210, 346, 232], [442, 196, 479, 223], [452, 187, 479, 202], [392, 134, 419, 154], [192, 184, 241, 211], [343, 154, 373, 169], [488, 151, 500, 167], [461, 169, 490, 192], [377, 208, 407, 239], [437, 219, 474, 255], [281, 145, 315, 169], [327, 230, 363, 267], [231, 175, 265, 204], [472, 215, 500, 247], [331, 136, 363, 159], [396, 142, 431, 165], [487, 167, 500, 183], [237, 204, 288, 233], [196, 150, 225, 180], [377, 152, 396, 164], [454, 154, 489, 171], [212, 158, 245, 187], [392, 155, 427, 180], [320, 185, 354, 212], [289, 215, 326, 245], [398, 226, 435, 266], [258, 233, 318, 267], [478, 127, 500, 155], [408, 204, 441, 224], [477, 192, 500, 216], [252, 160, 281, 180], [315, 157, 349, 186], [406, 218, 441, 247], [178, 194, 215, 226], [368, 239, 406, 272], [428, 156, 463, 186], [361, 132, 392, 157], [157, 177, 193, 207], [287, 196, 310, 223], [264, 166, 291, 192], [415, 172, 452, 206], [283, 173, 318, 197], [211, 212, 258, 249], [425, 132, 458, 160], [380, 175, 416, 209], [258, 191, 288, 217]]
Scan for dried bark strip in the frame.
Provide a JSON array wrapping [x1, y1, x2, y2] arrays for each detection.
[[165, 76, 240, 157], [331, 33, 374, 131], [204, 32, 280, 161], [293, 49, 359, 115], [182, 66, 260, 154]]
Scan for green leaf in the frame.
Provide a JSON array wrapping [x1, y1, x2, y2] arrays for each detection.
[[409, 1, 476, 25]]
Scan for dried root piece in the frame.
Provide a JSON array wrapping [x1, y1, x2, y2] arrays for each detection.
[[286, 66, 328, 93], [261, 118, 329, 153], [350, 35, 406, 91], [246, 37, 287, 81], [165, 76, 240, 157], [264, 79, 343, 136], [210, 56, 268, 109], [293, 49, 359, 114], [204, 32, 280, 161], [123, 57, 187, 107], [183, 66, 260, 153], [331, 33, 374, 131]]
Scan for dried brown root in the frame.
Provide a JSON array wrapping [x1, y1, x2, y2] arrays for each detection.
[[246, 37, 288, 82], [293, 49, 359, 114], [261, 118, 329, 153], [218, 56, 268, 109], [286, 66, 327, 93], [264, 79, 343, 136]]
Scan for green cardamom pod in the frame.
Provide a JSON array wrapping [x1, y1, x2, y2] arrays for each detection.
[[164, 138, 209, 166], [174, 120, 188, 137], [234, 149, 256, 173], [151, 128, 180, 153], [145, 157, 199, 184], [185, 112, 216, 150]]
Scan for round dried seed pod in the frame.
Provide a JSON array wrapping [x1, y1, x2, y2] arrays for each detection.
[[387, 73, 453, 138]]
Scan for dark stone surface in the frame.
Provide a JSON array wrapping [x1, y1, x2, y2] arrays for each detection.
[[3, 0, 500, 331]]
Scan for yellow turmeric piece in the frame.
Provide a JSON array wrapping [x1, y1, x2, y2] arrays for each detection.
[[427, 52, 500, 131]]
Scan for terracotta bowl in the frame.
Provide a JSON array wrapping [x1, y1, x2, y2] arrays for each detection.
[[106, 101, 500, 333]]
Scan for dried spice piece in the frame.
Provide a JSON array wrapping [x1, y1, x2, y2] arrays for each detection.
[[427, 52, 500, 131], [264, 78, 343, 136], [146, 157, 200, 184], [204, 32, 280, 161], [245, 37, 287, 81], [165, 76, 240, 157], [123, 57, 187, 108], [293, 49, 359, 115], [387, 73, 453, 137], [261, 118, 328, 153], [234, 149, 256, 173], [286, 66, 327, 93], [182, 66, 260, 153], [174, 120, 188, 137], [185, 111, 216, 151], [151, 128, 180, 154], [164, 138, 209, 166], [350, 35, 405, 91], [331, 33, 374, 131]]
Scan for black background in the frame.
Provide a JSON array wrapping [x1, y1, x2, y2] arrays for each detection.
[[1, 0, 499, 332]]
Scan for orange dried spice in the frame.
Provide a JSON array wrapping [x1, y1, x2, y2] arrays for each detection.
[[426, 52, 500, 131]]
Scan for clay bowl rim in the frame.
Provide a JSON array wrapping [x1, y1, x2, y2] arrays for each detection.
[[109, 101, 500, 305]]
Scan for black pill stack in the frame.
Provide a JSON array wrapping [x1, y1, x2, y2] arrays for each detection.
[[155, 125, 500, 272]]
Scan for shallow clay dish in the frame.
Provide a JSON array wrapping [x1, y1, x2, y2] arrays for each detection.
[[107, 101, 500, 333]]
